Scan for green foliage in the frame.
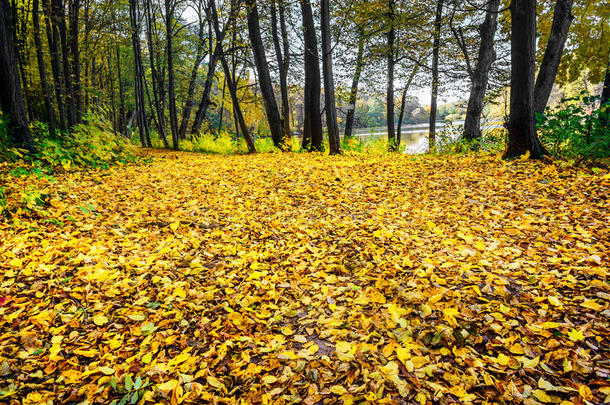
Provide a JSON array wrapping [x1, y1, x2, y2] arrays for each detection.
[[537, 93, 610, 162], [1, 114, 138, 170], [108, 374, 152, 405]]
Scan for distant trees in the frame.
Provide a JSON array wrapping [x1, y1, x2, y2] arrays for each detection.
[[0, 0, 604, 158]]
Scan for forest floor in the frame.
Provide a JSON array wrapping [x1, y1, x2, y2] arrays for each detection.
[[0, 150, 609, 404]]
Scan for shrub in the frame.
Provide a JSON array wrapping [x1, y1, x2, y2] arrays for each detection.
[[537, 93, 609, 162]]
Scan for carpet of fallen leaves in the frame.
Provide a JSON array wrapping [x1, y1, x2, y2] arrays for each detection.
[[1, 151, 609, 405]]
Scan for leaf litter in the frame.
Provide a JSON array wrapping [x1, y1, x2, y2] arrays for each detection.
[[0, 151, 609, 404]]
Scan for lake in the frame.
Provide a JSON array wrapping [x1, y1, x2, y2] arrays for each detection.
[[349, 120, 504, 153]]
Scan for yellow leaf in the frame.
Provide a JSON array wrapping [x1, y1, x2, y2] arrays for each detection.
[[532, 389, 553, 403], [547, 296, 561, 306], [174, 287, 187, 299], [207, 376, 224, 390], [98, 366, 115, 375], [509, 343, 525, 355], [538, 377, 554, 390], [579, 385, 593, 401], [329, 385, 348, 395], [581, 300, 603, 311], [158, 379, 178, 393], [262, 375, 277, 384], [93, 314, 109, 326], [567, 328, 585, 342], [497, 353, 510, 366]]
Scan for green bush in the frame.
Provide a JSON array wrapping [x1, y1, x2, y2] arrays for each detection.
[[1, 114, 138, 170], [537, 93, 609, 162]]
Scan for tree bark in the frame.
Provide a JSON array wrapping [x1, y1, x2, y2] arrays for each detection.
[[0, 0, 36, 151], [397, 67, 419, 145], [191, 9, 221, 136], [129, 0, 151, 147], [534, 0, 574, 114], [504, 0, 547, 159], [165, 0, 179, 149], [245, 0, 284, 148], [178, 10, 207, 141], [270, 0, 292, 147], [115, 42, 127, 136], [144, 0, 169, 147], [463, 0, 499, 145], [321, 0, 341, 155], [344, 29, 365, 139], [69, 0, 82, 122], [43, 0, 67, 131], [429, 0, 444, 151], [387, 0, 396, 150], [53, 0, 76, 127], [211, 0, 255, 153], [300, 0, 323, 151], [33, 0, 55, 127]]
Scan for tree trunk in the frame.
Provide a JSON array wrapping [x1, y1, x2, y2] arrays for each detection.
[[129, 0, 151, 147], [115, 43, 127, 136], [178, 12, 207, 140], [601, 58, 609, 127], [144, 0, 169, 147], [33, 0, 55, 127], [0, 0, 35, 151], [54, 0, 76, 127], [43, 0, 67, 130], [211, 0, 255, 153], [397, 67, 419, 145], [69, 0, 82, 122], [344, 29, 365, 139], [245, 0, 284, 148], [504, 0, 547, 159], [191, 5, 221, 136], [429, 0, 444, 151], [300, 0, 323, 151], [534, 0, 574, 114], [165, 0, 179, 149], [387, 0, 396, 150], [463, 0, 499, 145], [270, 0, 292, 147], [321, 0, 341, 155]]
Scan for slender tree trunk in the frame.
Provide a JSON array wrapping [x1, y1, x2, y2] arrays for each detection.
[[397, 67, 419, 145], [387, 0, 397, 150], [429, 0, 444, 151], [144, 0, 169, 147], [463, 0, 499, 145], [165, 0, 179, 149], [504, 0, 547, 159], [534, 0, 574, 114], [0, 0, 36, 151], [210, 0, 255, 152], [69, 0, 82, 122], [270, 0, 292, 147], [178, 12, 207, 141], [129, 0, 151, 147], [321, 0, 341, 155], [11, 1, 35, 123], [43, 0, 67, 131], [54, 0, 76, 126], [115, 42, 126, 135], [601, 58, 609, 127], [245, 0, 284, 148], [33, 0, 55, 127], [190, 8, 219, 136], [300, 0, 323, 151], [345, 30, 365, 139]]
